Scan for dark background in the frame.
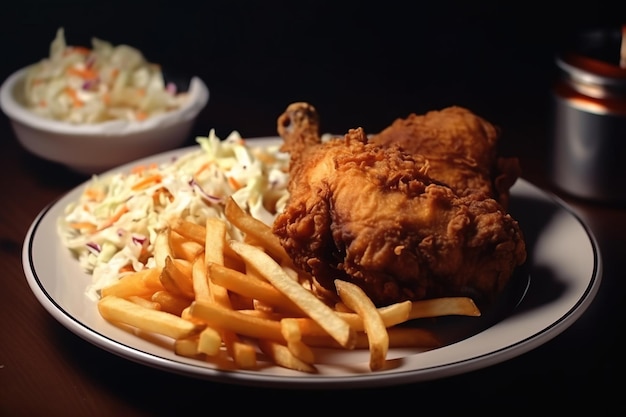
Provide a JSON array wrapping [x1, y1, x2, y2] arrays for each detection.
[[2, 0, 625, 163]]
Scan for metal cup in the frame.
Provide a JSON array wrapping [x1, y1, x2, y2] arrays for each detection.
[[550, 26, 626, 203]]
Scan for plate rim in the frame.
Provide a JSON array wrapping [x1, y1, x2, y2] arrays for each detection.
[[21, 137, 603, 389]]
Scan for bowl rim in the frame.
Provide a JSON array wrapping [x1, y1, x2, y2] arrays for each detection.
[[0, 65, 209, 136]]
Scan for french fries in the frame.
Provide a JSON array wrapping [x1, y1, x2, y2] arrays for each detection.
[[203, 216, 257, 368], [96, 199, 483, 373], [224, 197, 292, 265], [228, 240, 357, 350]]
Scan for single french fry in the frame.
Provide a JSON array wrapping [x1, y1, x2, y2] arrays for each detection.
[[204, 217, 226, 265], [159, 256, 195, 299], [153, 227, 173, 269], [98, 295, 201, 339], [257, 339, 317, 373], [197, 326, 222, 356], [100, 268, 163, 298], [171, 218, 206, 245], [280, 318, 302, 342], [229, 240, 356, 349], [151, 290, 191, 316], [409, 297, 481, 320], [142, 266, 164, 290], [232, 341, 257, 369], [224, 197, 291, 265], [202, 218, 234, 310], [175, 336, 202, 358], [170, 231, 204, 262], [191, 256, 211, 302], [287, 340, 315, 364], [189, 300, 283, 341], [127, 295, 161, 310], [335, 279, 388, 371]]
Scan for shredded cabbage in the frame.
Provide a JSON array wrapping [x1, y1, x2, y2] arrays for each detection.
[[57, 131, 290, 301], [23, 27, 188, 123]]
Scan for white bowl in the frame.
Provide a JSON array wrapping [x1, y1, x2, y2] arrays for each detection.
[[0, 66, 209, 175]]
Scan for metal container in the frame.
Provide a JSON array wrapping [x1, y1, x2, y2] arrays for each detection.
[[551, 26, 626, 202]]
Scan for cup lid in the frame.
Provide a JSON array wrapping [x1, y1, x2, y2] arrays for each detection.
[[556, 26, 626, 91]]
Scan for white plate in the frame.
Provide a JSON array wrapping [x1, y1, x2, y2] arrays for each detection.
[[22, 137, 602, 389]]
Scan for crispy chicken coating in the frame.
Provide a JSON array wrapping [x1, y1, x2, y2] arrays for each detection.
[[273, 103, 526, 307], [369, 106, 521, 208]]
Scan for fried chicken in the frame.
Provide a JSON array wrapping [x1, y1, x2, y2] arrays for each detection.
[[369, 106, 521, 209], [273, 102, 526, 307]]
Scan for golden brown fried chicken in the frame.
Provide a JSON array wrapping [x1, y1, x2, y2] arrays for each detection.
[[273, 102, 526, 307], [369, 106, 521, 209]]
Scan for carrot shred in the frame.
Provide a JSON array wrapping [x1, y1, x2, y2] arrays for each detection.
[[68, 222, 97, 231], [135, 110, 148, 121], [64, 87, 83, 107], [84, 188, 105, 202], [97, 205, 129, 231], [66, 67, 99, 80], [131, 174, 162, 191], [194, 162, 212, 177], [228, 176, 242, 191]]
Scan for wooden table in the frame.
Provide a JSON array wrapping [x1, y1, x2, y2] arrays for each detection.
[[2, 3, 626, 415]]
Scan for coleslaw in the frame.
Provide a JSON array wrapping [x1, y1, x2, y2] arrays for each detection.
[[57, 131, 290, 300], [23, 27, 188, 124]]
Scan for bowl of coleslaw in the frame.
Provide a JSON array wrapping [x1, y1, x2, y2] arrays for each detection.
[[0, 28, 209, 175]]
